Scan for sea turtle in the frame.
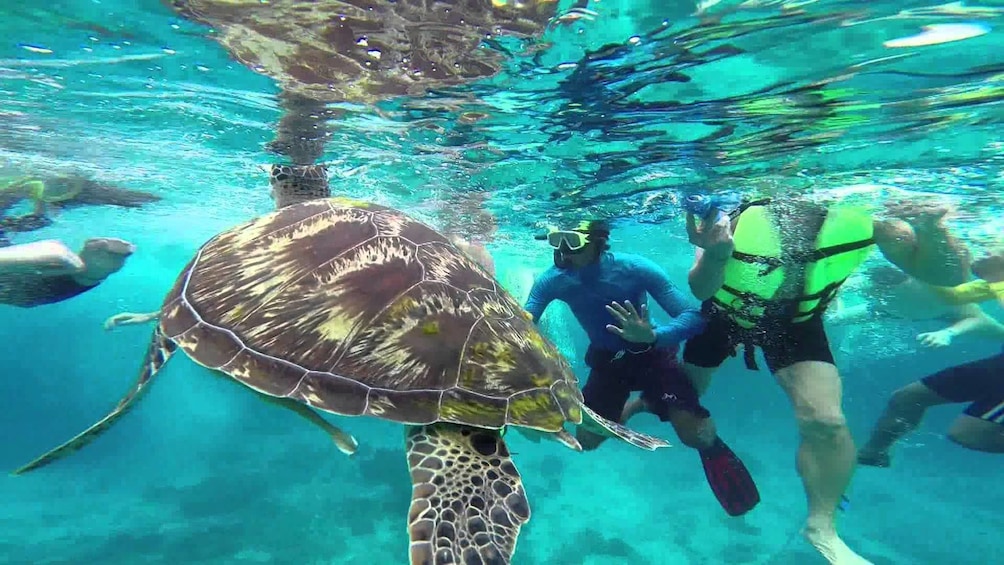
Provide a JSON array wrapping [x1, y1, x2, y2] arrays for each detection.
[[166, 1, 561, 166], [14, 197, 669, 564], [166, 0, 558, 104]]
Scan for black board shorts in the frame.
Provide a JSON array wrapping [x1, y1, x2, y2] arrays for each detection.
[[682, 301, 835, 373], [0, 274, 97, 308], [582, 344, 710, 423], [922, 351, 1004, 425]]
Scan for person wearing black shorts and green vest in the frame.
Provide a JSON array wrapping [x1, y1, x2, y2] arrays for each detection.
[[682, 196, 970, 565]]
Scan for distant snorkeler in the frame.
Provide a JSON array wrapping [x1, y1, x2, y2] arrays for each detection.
[[0, 233, 135, 309], [524, 219, 761, 518], [0, 174, 160, 229], [681, 191, 970, 565], [826, 263, 1004, 349], [858, 248, 1004, 466]]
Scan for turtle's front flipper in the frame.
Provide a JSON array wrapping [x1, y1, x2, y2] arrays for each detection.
[[578, 402, 672, 451], [405, 424, 529, 565], [256, 393, 358, 456], [11, 328, 176, 475]]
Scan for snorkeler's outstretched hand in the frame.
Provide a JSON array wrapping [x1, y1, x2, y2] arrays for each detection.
[[604, 300, 656, 345], [917, 329, 954, 348], [103, 311, 159, 331], [685, 211, 734, 259]]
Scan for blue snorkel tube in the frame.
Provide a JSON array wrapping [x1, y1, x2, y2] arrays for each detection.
[[681, 192, 742, 220]]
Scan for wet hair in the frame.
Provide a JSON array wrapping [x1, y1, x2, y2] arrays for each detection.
[[578, 220, 611, 252]]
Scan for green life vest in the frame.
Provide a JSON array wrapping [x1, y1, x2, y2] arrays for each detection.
[[712, 200, 876, 329]]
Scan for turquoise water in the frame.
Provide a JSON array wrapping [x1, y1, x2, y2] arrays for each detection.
[[2, 1, 1003, 563]]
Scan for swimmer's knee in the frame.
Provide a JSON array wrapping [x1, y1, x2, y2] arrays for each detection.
[[796, 411, 849, 440], [669, 411, 716, 449]]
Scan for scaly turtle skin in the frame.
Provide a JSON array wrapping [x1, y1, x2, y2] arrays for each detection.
[[13, 198, 669, 564]]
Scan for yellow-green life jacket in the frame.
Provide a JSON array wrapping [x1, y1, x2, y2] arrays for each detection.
[[712, 200, 876, 329]]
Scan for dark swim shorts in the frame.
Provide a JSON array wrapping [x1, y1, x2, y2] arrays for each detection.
[[0, 274, 96, 308], [922, 351, 1004, 425], [582, 344, 710, 423], [682, 302, 835, 373]]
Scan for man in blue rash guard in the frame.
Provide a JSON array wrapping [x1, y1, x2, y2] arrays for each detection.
[[524, 220, 760, 517]]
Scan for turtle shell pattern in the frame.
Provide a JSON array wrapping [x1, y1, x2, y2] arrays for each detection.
[[158, 198, 583, 432], [166, 0, 558, 103]]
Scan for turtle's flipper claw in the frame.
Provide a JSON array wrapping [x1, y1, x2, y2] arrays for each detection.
[[405, 424, 529, 565]]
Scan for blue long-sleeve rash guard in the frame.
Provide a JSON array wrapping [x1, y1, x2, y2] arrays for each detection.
[[524, 252, 707, 352]]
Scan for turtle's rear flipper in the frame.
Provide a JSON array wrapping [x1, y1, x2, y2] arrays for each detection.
[[256, 393, 358, 456], [405, 424, 529, 565], [11, 328, 176, 475], [579, 402, 672, 451]]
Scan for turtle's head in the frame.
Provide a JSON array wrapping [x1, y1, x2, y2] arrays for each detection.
[[269, 164, 331, 209]]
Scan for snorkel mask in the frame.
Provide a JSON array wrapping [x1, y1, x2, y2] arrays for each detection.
[[535, 220, 610, 269]]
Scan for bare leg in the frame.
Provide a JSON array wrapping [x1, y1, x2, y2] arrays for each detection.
[[858, 381, 950, 467], [620, 396, 717, 449], [683, 363, 716, 396], [256, 392, 358, 456], [947, 414, 1004, 453], [0, 240, 83, 275], [775, 361, 870, 565]]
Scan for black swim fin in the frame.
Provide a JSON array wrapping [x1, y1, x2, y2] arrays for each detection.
[[699, 437, 761, 517]]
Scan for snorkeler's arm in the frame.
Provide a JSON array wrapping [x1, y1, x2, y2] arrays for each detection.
[[685, 212, 734, 300], [104, 310, 161, 330], [635, 256, 707, 347], [941, 305, 1004, 341], [523, 270, 558, 324], [928, 280, 1004, 306], [688, 247, 729, 301], [873, 218, 970, 287]]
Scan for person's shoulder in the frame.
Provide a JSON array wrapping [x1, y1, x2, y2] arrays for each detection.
[[534, 265, 563, 284], [611, 252, 661, 272]]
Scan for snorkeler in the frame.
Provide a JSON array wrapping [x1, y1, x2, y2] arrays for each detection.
[[826, 263, 1004, 349], [0, 174, 160, 227], [0, 234, 136, 308], [858, 249, 1004, 466], [681, 194, 970, 564], [524, 220, 761, 517]]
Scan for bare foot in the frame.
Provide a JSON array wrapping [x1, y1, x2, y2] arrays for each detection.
[[857, 447, 891, 468], [75, 237, 136, 285], [804, 524, 873, 565]]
